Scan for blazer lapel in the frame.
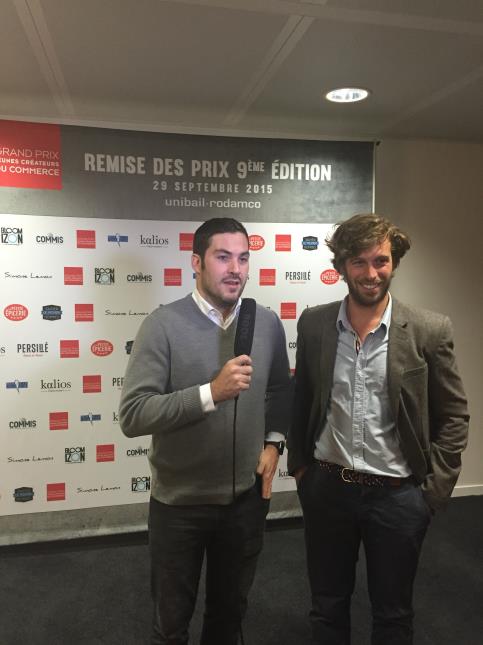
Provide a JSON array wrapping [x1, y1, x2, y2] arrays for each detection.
[[387, 299, 409, 422], [319, 305, 339, 416]]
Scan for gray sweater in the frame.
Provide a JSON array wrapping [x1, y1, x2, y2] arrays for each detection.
[[119, 295, 292, 505]]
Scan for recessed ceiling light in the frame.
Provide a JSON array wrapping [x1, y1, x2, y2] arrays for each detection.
[[325, 88, 370, 103]]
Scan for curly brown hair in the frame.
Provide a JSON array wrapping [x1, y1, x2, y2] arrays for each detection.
[[326, 213, 411, 274]]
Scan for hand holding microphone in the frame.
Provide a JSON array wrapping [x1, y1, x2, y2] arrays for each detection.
[[210, 355, 252, 402]]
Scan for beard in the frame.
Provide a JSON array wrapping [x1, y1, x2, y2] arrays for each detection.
[[346, 275, 392, 308]]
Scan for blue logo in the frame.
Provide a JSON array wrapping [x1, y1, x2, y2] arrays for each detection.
[[302, 236, 319, 251], [6, 379, 28, 392], [14, 486, 34, 502], [42, 305, 62, 321], [80, 412, 102, 425], [108, 234, 129, 247], [125, 340, 134, 355]]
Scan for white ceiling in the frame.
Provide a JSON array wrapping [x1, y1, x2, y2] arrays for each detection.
[[1, 0, 483, 141]]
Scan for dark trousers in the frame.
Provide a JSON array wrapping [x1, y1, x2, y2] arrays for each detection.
[[298, 462, 432, 645], [149, 484, 269, 645]]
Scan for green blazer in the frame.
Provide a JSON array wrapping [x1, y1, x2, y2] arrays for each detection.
[[287, 299, 469, 510]]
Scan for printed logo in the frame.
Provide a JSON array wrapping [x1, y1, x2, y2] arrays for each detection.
[[17, 342, 49, 356], [42, 304, 62, 321], [112, 377, 124, 390], [14, 486, 34, 502], [1, 227, 23, 245], [259, 269, 276, 286], [49, 411, 69, 431], [302, 236, 319, 251], [275, 234, 291, 252], [131, 476, 151, 492], [4, 304, 28, 321], [91, 340, 113, 357], [249, 235, 265, 251], [9, 418, 37, 429], [179, 233, 194, 251], [95, 267, 115, 285], [83, 375, 102, 393], [127, 272, 152, 283], [164, 268, 182, 286], [285, 271, 311, 284], [96, 444, 115, 462], [47, 482, 65, 501], [6, 379, 28, 392], [77, 230, 96, 249], [126, 447, 149, 457], [64, 266, 83, 285], [75, 303, 94, 322], [107, 233, 128, 246], [112, 412, 119, 424], [40, 378, 71, 392], [80, 412, 102, 425], [125, 340, 134, 355], [280, 302, 297, 320], [140, 234, 169, 248], [0, 346, 6, 356], [36, 233, 63, 244], [0, 120, 62, 190], [65, 447, 85, 463], [60, 340, 80, 358], [320, 269, 340, 285]]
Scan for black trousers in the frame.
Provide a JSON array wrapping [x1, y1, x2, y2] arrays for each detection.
[[149, 484, 269, 645], [298, 462, 431, 645]]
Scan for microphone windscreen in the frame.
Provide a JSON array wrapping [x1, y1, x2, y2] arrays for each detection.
[[234, 298, 256, 357]]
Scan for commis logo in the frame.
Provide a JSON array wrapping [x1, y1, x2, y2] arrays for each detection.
[[1, 227, 23, 245], [77, 230, 96, 249], [259, 269, 276, 286], [4, 304, 28, 321], [179, 232, 194, 251], [275, 234, 291, 252], [91, 340, 113, 357], [60, 339, 80, 358], [75, 303, 94, 322], [107, 233, 128, 246], [164, 268, 182, 286], [83, 374, 102, 393], [46, 482, 65, 501], [249, 235, 265, 251], [320, 269, 340, 285], [49, 411, 68, 430], [64, 266, 83, 285], [280, 302, 297, 320], [96, 444, 115, 462]]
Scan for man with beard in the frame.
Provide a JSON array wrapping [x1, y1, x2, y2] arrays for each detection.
[[120, 217, 291, 645], [288, 213, 469, 645]]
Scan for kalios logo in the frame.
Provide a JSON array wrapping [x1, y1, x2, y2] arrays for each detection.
[[95, 268, 115, 285], [9, 418, 37, 429], [140, 234, 169, 247], [14, 486, 34, 502], [36, 233, 63, 244], [40, 378, 71, 392], [65, 447, 86, 463], [302, 236, 319, 251], [131, 476, 151, 492], [1, 227, 23, 245], [127, 272, 152, 283], [42, 305, 62, 321], [108, 233, 128, 246], [4, 304, 28, 321]]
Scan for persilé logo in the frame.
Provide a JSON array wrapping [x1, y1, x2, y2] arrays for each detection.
[[42, 305, 62, 321], [9, 418, 37, 429], [91, 340, 113, 357], [249, 235, 265, 251], [75, 303, 94, 322], [65, 447, 86, 463], [4, 304, 28, 321], [83, 374, 102, 393], [164, 268, 182, 286], [107, 233, 128, 246], [60, 339, 80, 358], [6, 379, 28, 392], [96, 444, 115, 462], [36, 233, 63, 244], [259, 269, 276, 286], [49, 411, 68, 431], [40, 378, 71, 393], [46, 482, 65, 501], [280, 302, 297, 320], [126, 446, 149, 457], [131, 476, 151, 492], [17, 342, 49, 356], [302, 236, 319, 251], [125, 340, 134, 355], [127, 272, 152, 283], [80, 412, 101, 425], [320, 269, 340, 285], [179, 232, 194, 251], [77, 230, 96, 249], [112, 377, 124, 390], [64, 266, 83, 285], [1, 227, 23, 245], [140, 234, 169, 248], [14, 486, 34, 502], [95, 267, 115, 285], [275, 234, 291, 252], [285, 270, 311, 284]]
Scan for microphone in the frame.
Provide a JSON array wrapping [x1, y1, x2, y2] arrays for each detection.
[[234, 298, 256, 357]]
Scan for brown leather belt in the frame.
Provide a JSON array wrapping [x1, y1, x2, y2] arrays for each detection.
[[317, 460, 410, 487]]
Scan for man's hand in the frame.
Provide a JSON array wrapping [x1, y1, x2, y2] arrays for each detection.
[[256, 444, 280, 499], [210, 355, 253, 403]]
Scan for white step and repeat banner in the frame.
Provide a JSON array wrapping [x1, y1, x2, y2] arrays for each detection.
[[0, 120, 373, 522]]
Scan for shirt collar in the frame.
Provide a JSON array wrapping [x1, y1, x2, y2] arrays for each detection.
[[192, 288, 241, 329], [337, 293, 392, 337]]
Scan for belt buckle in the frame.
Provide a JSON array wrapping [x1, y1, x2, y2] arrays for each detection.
[[341, 467, 353, 483]]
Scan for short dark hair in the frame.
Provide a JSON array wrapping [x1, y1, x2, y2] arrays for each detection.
[[326, 213, 411, 274], [193, 218, 249, 259]]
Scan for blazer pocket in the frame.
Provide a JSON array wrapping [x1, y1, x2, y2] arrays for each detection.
[[401, 363, 428, 380]]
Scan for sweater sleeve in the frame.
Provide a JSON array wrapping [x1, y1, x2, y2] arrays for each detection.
[[119, 311, 206, 438], [264, 312, 293, 439]]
